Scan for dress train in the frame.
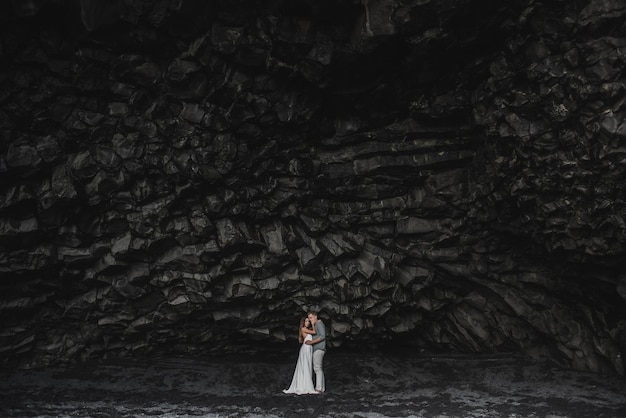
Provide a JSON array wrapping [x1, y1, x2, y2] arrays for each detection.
[[283, 334, 317, 395]]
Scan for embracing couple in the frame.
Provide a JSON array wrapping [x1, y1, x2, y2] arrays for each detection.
[[283, 311, 326, 395]]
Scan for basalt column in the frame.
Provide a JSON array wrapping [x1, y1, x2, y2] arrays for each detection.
[[0, 0, 625, 375]]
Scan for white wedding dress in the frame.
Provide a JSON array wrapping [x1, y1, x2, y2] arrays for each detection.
[[283, 334, 317, 395]]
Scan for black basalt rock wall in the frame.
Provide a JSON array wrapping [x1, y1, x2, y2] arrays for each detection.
[[1, 0, 625, 375]]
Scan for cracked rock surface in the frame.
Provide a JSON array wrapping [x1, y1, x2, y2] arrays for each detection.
[[1, 0, 626, 375]]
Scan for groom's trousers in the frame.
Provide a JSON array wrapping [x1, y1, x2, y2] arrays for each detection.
[[313, 349, 325, 392]]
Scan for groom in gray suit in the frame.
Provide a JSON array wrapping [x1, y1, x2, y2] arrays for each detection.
[[305, 311, 326, 393]]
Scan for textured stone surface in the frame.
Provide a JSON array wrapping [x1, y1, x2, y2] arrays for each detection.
[[1, 0, 625, 375]]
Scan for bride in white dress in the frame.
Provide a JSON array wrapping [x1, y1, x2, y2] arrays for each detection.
[[283, 317, 318, 395]]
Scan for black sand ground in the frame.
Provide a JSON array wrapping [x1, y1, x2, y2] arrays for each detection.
[[1, 350, 625, 417]]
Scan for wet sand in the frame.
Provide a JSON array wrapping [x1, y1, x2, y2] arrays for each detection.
[[1, 350, 625, 417]]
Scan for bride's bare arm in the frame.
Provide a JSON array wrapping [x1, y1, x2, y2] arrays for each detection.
[[301, 325, 316, 335]]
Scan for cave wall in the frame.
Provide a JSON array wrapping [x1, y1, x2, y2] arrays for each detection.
[[1, 0, 625, 375]]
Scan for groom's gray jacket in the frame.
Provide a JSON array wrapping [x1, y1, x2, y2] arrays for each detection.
[[313, 321, 326, 351]]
